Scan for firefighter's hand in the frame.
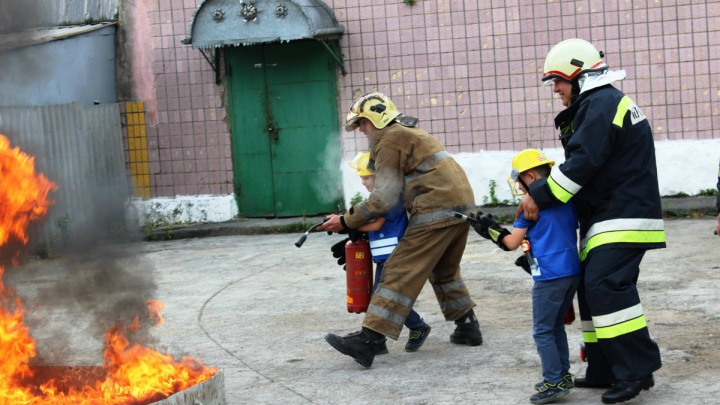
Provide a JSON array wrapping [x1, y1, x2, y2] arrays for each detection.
[[331, 238, 350, 270], [716, 213, 720, 236], [517, 195, 539, 221], [514, 255, 532, 275], [319, 214, 345, 234]]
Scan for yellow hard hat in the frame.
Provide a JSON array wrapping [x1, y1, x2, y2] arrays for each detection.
[[507, 149, 555, 196], [345, 92, 401, 132], [541, 38, 608, 85], [349, 152, 374, 176]]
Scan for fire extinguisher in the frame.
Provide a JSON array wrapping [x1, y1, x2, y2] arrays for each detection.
[[344, 239, 373, 313]]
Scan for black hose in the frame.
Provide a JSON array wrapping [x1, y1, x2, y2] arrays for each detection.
[[295, 223, 324, 248]]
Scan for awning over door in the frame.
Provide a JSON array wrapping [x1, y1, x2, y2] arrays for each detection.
[[181, 0, 344, 49]]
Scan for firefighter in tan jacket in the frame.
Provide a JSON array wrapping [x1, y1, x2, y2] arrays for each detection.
[[319, 92, 482, 368]]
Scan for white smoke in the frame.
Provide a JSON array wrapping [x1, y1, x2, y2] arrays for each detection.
[[311, 131, 345, 210]]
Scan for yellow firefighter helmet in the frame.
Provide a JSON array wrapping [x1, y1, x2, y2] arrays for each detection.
[[349, 152, 374, 176], [541, 38, 608, 85], [507, 149, 555, 196], [345, 92, 402, 132]]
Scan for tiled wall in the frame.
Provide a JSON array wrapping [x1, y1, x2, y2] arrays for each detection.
[[146, 0, 233, 197], [142, 0, 720, 196]]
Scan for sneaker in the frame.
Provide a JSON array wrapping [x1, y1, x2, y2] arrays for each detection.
[[535, 372, 574, 391], [530, 381, 572, 404], [405, 324, 431, 352], [324, 330, 384, 368]]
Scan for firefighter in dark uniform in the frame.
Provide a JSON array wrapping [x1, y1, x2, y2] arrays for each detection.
[[517, 39, 665, 404]]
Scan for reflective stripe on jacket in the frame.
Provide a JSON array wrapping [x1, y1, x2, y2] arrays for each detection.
[[343, 123, 475, 230], [529, 85, 666, 260]]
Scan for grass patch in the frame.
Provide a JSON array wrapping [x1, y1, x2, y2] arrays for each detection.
[[698, 188, 718, 196], [663, 209, 717, 219]]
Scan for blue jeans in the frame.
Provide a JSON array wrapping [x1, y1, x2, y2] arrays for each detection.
[[532, 275, 580, 384], [374, 261, 425, 336]]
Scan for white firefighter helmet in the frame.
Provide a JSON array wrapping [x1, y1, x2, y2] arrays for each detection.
[[507, 149, 555, 196], [345, 92, 402, 132], [541, 38, 608, 85]]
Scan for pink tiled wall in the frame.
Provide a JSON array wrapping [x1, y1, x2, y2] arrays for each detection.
[[142, 0, 720, 196], [145, 0, 233, 197]]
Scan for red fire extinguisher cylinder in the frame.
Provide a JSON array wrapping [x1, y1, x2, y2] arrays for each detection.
[[344, 240, 373, 313]]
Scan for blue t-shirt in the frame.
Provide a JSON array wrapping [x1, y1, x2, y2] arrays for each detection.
[[368, 198, 407, 263], [514, 203, 581, 282]]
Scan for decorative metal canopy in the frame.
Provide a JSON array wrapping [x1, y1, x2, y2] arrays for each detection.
[[181, 0, 344, 49]]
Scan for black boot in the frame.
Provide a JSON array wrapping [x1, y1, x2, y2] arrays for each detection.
[[324, 327, 386, 368], [601, 374, 654, 404], [449, 309, 483, 346], [574, 376, 614, 389]]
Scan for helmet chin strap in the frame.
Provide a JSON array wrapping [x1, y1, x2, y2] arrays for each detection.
[[570, 79, 581, 105]]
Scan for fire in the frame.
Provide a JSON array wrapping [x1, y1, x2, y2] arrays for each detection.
[[0, 133, 216, 404]]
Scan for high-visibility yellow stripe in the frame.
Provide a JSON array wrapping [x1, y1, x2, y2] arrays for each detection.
[[592, 304, 643, 328], [579, 230, 666, 261], [613, 96, 633, 127], [595, 315, 647, 339], [583, 331, 598, 343], [581, 218, 665, 250], [547, 176, 573, 203]]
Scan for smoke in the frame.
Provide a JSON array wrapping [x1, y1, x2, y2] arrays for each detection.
[[311, 131, 344, 209], [9, 243, 158, 365]]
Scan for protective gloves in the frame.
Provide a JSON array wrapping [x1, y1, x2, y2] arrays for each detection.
[[468, 211, 511, 251], [325, 216, 367, 242], [514, 255, 532, 276], [331, 238, 350, 270]]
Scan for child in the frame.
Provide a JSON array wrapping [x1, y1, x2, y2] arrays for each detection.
[[349, 152, 431, 353], [470, 149, 580, 404]]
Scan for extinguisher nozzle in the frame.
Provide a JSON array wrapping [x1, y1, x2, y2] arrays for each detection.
[[294, 222, 324, 248], [295, 234, 308, 248]]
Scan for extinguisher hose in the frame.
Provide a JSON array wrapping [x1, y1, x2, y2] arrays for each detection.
[[294, 222, 324, 248]]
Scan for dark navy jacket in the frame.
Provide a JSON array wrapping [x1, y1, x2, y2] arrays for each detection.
[[529, 85, 666, 261]]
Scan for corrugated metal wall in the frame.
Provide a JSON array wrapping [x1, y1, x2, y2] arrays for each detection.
[[0, 0, 118, 32], [0, 103, 130, 246]]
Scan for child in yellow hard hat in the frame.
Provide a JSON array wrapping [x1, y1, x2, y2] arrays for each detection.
[[470, 149, 580, 404], [347, 152, 430, 353]]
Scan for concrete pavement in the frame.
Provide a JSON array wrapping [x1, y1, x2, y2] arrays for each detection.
[[7, 216, 720, 404]]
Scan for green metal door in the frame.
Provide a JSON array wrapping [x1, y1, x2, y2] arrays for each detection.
[[227, 41, 343, 217]]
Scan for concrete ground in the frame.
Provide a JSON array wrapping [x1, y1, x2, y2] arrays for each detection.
[[6, 217, 720, 405]]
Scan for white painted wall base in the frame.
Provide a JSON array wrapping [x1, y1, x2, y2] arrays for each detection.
[[342, 139, 720, 210], [130, 194, 238, 227], [130, 140, 720, 226]]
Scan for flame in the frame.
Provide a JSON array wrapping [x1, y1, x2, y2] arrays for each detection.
[[0, 133, 216, 404]]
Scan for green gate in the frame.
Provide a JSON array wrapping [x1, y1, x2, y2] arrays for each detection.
[[226, 40, 343, 217]]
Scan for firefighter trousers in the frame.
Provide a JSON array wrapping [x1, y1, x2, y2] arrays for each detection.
[[362, 221, 475, 339], [578, 248, 662, 382]]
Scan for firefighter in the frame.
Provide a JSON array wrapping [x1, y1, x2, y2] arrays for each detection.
[[319, 92, 482, 368], [516, 39, 664, 404]]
